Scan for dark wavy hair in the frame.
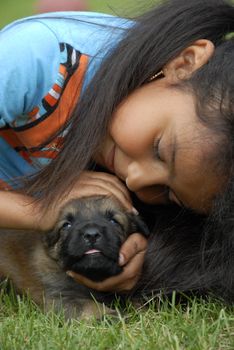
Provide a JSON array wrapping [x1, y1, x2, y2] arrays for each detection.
[[25, 0, 234, 303]]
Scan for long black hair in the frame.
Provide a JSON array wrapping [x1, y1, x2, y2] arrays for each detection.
[[134, 195, 234, 304]]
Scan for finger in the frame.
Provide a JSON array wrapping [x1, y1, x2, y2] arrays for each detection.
[[80, 171, 127, 190], [69, 184, 110, 198], [114, 250, 146, 292], [76, 181, 131, 207], [66, 248, 146, 293], [66, 270, 138, 293], [119, 233, 148, 266], [81, 172, 132, 203], [66, 271, 126, 292], [77, 179, 133, 211]]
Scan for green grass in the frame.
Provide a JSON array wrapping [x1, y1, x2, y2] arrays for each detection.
[[0, 0, 35, 28], [0, 288, 234, 350], [0, 0, 148, 28]]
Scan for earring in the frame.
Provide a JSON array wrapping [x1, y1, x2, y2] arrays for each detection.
[[148, 70, 164, 82]]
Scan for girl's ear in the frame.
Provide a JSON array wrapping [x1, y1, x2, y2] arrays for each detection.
[[163, 39, 215, 83]]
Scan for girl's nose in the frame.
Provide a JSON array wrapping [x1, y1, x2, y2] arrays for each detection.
[[126, 161, 170, 205], [125, 161, 167, 192]]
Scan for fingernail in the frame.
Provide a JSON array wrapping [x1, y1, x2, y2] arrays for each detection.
[[119, 253, 125, 266], [66, 271, 74, 278], [132, 207, 139, 215]]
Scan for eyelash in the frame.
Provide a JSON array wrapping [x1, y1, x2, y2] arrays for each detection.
[[153, 139, 184, 207], [153, 138, 163, 161]]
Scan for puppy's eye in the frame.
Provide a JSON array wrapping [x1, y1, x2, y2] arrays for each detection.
[[106, 211, 121, 227], [109, 218, 119, 226], [61, 221, 72, 231]]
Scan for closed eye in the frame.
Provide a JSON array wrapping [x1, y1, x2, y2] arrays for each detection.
[[153, 137, 163, 161], [153, 136, 186, 208]]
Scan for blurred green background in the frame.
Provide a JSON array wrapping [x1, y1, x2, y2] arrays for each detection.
[[0, 0, 149, 28]]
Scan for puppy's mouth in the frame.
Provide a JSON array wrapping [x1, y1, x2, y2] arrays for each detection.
[[84, 249, 102, 255], [63, 246, 122, 282], [82, 247, 116, 260]]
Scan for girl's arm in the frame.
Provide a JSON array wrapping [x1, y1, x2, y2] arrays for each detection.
[[0, 190, 44, 230], [0, 171, 134, 231]]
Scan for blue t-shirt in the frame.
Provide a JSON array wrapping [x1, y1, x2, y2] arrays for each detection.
[[0, 12, 132, 188]]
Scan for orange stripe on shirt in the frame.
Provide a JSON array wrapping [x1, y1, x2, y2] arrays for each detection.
[[53, 84, 62, 94], [28, 106, 39, 117], [30, 149, 58, 159], [0, 54, 89, 150], [59, 64, 67, 78], [44, 93, 58, 107], [0, 130, 23, 148], [0, 179, 12, 190]]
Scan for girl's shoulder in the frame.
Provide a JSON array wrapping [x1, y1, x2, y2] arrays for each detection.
[[1, 12, 133, 57], [0, 12, 133, 127]]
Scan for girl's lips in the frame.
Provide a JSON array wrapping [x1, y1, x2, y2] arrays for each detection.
[[106, 145, 115, 173]]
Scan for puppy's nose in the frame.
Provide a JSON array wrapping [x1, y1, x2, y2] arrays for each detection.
[[83, 227, 101, 244]]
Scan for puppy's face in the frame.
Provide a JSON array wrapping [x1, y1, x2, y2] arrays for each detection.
[[43, 196, 149, 282]]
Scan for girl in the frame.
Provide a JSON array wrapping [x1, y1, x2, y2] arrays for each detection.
[[0, 0, 234, 299]]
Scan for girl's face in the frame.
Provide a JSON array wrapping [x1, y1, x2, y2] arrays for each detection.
[[95, 80, 223, 213]]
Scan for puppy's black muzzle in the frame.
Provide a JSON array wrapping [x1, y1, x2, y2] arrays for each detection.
[[82, 224, 102, 244], [60, 220, 124, 282]]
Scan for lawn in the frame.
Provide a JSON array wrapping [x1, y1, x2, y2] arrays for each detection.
[[0, 0, 145, 28], [0, 288, 234, 350]]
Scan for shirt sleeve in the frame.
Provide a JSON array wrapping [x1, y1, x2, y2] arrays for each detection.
[[0, 20, 61, 128]]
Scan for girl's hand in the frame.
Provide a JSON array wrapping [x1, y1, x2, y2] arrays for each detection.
[[40, 171, 135, 231], [64, 171, 133, 210], [66, 233, 148, 292]]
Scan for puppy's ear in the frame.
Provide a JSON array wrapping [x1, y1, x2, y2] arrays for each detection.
[[128, 214, 150, 237]]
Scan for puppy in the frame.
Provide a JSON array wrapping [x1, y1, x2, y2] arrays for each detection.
[[0, 195, 149, 319]]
